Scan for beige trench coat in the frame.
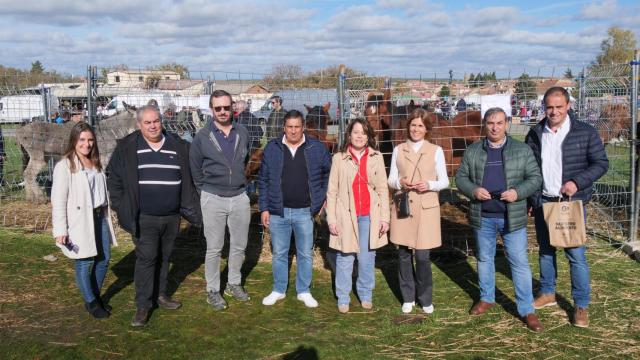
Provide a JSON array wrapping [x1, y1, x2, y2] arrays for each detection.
[[326, 148, 390, 253], [390, 141, 442, 250], [51, 156, 117, 259]]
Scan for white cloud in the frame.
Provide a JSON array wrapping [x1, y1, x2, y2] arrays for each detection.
[[0, 0, 628, 77], [577, 0, 617, 21]]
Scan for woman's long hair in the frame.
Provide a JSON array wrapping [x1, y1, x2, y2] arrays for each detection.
[[340, 118, 377, 153], [63, 122, 102, 173]]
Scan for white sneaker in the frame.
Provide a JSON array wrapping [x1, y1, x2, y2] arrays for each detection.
[[401, 302, 415, 314], [423, 304, 434, 314], [296, 293, 319, 308], [262, 291, 285, 306]]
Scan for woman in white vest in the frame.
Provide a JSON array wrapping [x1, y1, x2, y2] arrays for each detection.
[[51, 122, 117, 319], [388, 108, 448, 314]]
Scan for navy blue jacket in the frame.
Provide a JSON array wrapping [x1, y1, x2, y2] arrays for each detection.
[[258, 135, 332, 216], [525, 116, 609, 208]]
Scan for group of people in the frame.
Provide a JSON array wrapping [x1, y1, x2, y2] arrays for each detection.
[[51, 86, 608, 333]]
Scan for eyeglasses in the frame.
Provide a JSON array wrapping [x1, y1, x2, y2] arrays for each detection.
[[213, 106, 231, 112]]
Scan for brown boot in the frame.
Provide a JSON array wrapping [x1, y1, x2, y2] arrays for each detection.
[[573, 307, 589, 328], [469, 301, 495, 316], [157, 295, 182, 310], [131, 307, 149, 327], [523, 313, 544, 332], [533, 293, 557, 309]]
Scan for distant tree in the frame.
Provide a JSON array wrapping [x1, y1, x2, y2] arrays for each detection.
[[267, 64, 303, 83], [448, 69, 453, 84], [514, 73, 536, 102], [564, 68, 573, 79], [304, 65, 377, 88], [468, 73, 475, 86], [439, 85, 450, 98], [594, 26, 637, 65], [156, 62, 190, 78], [30, 60, 44, 75]]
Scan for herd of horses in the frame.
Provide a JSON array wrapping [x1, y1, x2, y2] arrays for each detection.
[[19, 88, 630, 203]]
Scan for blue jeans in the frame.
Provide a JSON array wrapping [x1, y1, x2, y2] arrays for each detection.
[[534, 201, 590, 308], [269, 207, 314, 294], [75, 211, 111, 303], [475, 216, 534, 317], [335, 216, 375, 305]]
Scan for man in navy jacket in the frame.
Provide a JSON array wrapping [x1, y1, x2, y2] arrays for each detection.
[[258, 110, 331, 308], [525, 87, 608, 328]]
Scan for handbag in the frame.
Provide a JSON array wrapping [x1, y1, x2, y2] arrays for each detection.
[[393, 154, 422, 219], [542, 197, 587, 248]]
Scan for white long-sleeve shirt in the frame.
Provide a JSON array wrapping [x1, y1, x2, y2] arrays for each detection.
[[541, 116, 570, 197], [387, 140, 449, 191]]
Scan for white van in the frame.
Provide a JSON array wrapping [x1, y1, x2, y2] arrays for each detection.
[[171, 95, 211, 115], [0, 94, 60, 123]]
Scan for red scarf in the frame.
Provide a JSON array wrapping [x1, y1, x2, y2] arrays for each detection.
[[349, 146, 370, 217]]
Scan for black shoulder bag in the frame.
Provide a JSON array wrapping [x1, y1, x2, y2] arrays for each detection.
[[393, 154, 422, 219]]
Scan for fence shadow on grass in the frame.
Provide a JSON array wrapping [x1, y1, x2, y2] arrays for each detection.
[[102, 217, 266, 305], [432, 217, 521, 319]]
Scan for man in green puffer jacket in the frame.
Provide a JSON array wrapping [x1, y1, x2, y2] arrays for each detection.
[[455, 107, 543, 332]]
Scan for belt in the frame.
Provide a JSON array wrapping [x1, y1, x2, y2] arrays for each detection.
[[541, 195, 565, 202], [93, 206, 106, 215]]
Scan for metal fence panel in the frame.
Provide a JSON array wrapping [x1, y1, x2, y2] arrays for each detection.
[[1, 63, 637, 257]]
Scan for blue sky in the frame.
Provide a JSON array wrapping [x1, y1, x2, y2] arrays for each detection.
[[0, 0, 637, 78]]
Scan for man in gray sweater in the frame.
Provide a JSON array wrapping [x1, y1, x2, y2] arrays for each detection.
[[190, 90, 251, 310]]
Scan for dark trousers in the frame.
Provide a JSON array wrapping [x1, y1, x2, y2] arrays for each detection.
[[398, 246, 433, 306], [134, 213, 180, 309]]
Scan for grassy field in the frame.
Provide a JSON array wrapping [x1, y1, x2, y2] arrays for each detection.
[[1, 227, 639, 359]]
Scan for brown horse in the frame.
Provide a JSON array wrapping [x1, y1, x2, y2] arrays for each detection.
[[364, 89, 393, 136], [387, 108, 483, 176], [363, 88, 483, 176], [430, 111, 484, 176]]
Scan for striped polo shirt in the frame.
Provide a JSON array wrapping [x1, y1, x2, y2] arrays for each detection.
[[137, 135, 182, 216]]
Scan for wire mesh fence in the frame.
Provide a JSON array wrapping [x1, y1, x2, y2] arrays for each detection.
[[339, 64, 638, 252], [0, 63, 637, 256]]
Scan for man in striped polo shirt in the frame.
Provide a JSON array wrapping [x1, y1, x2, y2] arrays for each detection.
[[107, 105, 201, 327]]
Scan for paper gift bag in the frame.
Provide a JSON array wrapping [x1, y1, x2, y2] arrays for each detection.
[[542, 199, 587, 248]]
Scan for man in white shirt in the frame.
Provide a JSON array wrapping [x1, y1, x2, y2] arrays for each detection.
[[525, 87, 609, 328]]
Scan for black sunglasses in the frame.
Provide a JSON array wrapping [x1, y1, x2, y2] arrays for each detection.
[[213, 106, 231, 112]]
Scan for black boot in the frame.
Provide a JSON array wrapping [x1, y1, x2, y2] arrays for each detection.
[[98, 297, 112, 313], [85, 300, 109, 319]]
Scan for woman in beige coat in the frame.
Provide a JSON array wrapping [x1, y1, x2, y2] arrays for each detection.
[[51, 122, 117, 319], [326, 118, 390, 313], [388, 108, 448, 314]]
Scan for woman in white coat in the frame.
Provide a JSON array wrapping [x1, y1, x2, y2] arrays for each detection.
[[51, 122, 117, 319]]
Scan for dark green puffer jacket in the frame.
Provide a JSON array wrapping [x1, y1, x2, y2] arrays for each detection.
[[455, 137, 542, 232]]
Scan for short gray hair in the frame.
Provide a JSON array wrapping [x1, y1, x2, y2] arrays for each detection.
[[483, 107, 507, 123], [136, 105, 161, 122]]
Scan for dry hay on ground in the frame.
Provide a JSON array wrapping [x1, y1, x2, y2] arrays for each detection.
[[1, 197, 632, 258], [0, 201, 52, 232]]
